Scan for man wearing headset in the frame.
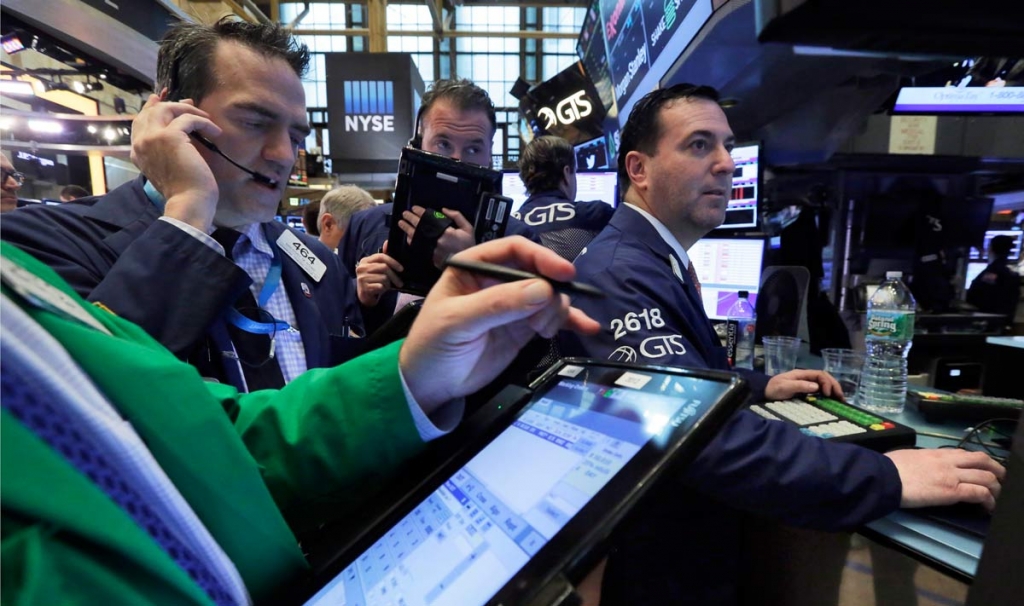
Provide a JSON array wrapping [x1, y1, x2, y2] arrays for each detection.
[[0, 18, 362, 393], [341, 78, 539, 336]]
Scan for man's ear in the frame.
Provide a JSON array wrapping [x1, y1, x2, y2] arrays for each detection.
[[624, 151, 647, 192], [319, 212, 335, 234]]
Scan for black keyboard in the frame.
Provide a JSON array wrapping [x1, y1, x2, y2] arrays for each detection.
[[907, 388, 1023, 424], [749, 395, 917, 452]]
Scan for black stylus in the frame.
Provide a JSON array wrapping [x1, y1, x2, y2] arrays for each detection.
[[444, 257, 605, 298], [188, 132, 278, 187]]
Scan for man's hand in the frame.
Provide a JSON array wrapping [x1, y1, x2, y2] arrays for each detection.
[[764, 369, 844, 401], [397, 206, 475, 268], [886, 449, 1005, 511], [356, 241, 404, 307], [400, 236, 600, 412], [131, 91, 222, 233]]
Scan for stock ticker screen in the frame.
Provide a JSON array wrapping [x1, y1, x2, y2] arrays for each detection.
[[581, 0, 704, 114]]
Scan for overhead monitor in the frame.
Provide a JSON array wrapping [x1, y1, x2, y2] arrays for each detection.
[[716, 142, 761, 230], [892, 87, 1024, 114], [970, 229, 1023, 262], [575, 136, 610, 170], [686, 237, 765, 321], [504, 170, 617, 216]]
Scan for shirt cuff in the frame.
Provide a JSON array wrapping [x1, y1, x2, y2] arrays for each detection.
[[399, 366, 464, 441], [158, 216, 224, 255]]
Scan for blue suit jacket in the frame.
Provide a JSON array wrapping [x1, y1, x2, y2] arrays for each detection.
[[0, 178, 363, 390], [512, 191, 615, 261], [559, 206, 902, 604]]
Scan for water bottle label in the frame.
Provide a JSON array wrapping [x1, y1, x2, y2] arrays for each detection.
[[725, 319, 739, 366], [866, 310, 914, 341]]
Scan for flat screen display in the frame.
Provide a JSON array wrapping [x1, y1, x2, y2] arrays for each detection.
[[969, 229, 1023, 262], [302, 364, 734, 606], [965, 261, 988, 289], [575, 137, 609, 170], [717, 143, 760, 230], [687, 237, 765, 320], [892, 87, 1024, 114], [504, 171, 617, 216]]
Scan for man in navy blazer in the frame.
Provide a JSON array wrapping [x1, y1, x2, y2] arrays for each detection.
[[559, 84, 1005, 605], [1, 19, 361, 392]]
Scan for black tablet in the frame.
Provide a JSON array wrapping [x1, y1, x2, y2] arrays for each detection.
[[292, 359, 748, 606], [387, 147, 507, 295]]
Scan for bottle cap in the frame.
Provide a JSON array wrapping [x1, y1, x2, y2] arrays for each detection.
[[885, 271, 902, 279], [738, 290, 749, 298]]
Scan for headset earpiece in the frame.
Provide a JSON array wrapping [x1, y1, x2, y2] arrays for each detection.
[[408, 105, 425, 149]]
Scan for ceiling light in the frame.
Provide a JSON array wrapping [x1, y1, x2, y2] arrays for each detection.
[[87, 124, 97, 134], [71, 80, 86, 94], [103, 127, 117, 141], [0, 80, 35, 96], [28, 119, 64, 134], [0, 117, 14, 130]]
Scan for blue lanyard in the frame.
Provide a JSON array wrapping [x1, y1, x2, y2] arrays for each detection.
[[143, 179, 291, 336], [224, 239, 291, 335]]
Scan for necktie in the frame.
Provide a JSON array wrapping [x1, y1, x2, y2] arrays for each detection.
[[687, 262, 703, 302], [1, 364, 236, 606], [212, 229, 286, 391]]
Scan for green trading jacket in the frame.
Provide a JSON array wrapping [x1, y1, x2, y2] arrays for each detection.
[[0, 242, 425, 605]]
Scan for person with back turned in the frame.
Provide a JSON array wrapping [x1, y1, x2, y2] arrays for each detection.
[[968, 234, 1021, 325], [512, 135, 614, 261]]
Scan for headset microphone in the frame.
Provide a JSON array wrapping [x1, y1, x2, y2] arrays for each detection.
[[407, 105, 425, 149], [189, 132, 279, 188]]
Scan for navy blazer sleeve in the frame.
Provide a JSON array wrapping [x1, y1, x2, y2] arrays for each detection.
[[2, 202, 249, 357], [561, 228, 902, 530]]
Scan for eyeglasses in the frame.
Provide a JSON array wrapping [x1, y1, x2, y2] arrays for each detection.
[[2, 169, 25, 186]]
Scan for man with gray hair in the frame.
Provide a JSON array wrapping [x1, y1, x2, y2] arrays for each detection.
[[317, 185, 375, 253]]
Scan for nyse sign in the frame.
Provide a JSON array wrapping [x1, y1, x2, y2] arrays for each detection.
[[537, 90, 593, 130], [345, 115, 395, 132]]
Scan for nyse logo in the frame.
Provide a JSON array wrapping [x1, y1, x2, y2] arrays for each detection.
[[537, 91, 593, 129], [343, 80, 396, 132], [522, 203, 576, 226]]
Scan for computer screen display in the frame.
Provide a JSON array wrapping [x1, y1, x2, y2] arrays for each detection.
[[716, 143, 760, 230], [892, 87, 1024, 114], [965, 261, 988, 289], [686, 237, 765, 320], [504, 171, 617, 216], [969, 229, 1023, 262], [575, 137, 609, 170]]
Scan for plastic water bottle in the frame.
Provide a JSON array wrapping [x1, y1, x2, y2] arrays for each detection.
[[726, 290, 756, 370], [859, 272, 916, 414]]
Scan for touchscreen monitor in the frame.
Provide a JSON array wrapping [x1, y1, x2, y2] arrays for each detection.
[[299, 360, 745, 606]]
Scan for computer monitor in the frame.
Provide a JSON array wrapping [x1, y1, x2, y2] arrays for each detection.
[[970, 229, 1023, 262], [716, 142, 761, 231], [574, 170, 617, 207], [965, 261, 988, 290], [504, 170, 617, 216], [687, 237, 766, 320], [574, 136, 609, 170], [502, 172, 530, 215]]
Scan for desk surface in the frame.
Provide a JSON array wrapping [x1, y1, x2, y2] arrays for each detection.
[[796, 347, 996, 582]]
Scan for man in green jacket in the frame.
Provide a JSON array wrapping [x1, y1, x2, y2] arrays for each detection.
[[0, 237, 598, 605]]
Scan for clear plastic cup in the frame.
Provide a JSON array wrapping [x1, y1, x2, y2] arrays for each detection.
[[763, 336, 801, 376], [821, 348, 866, 401]]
